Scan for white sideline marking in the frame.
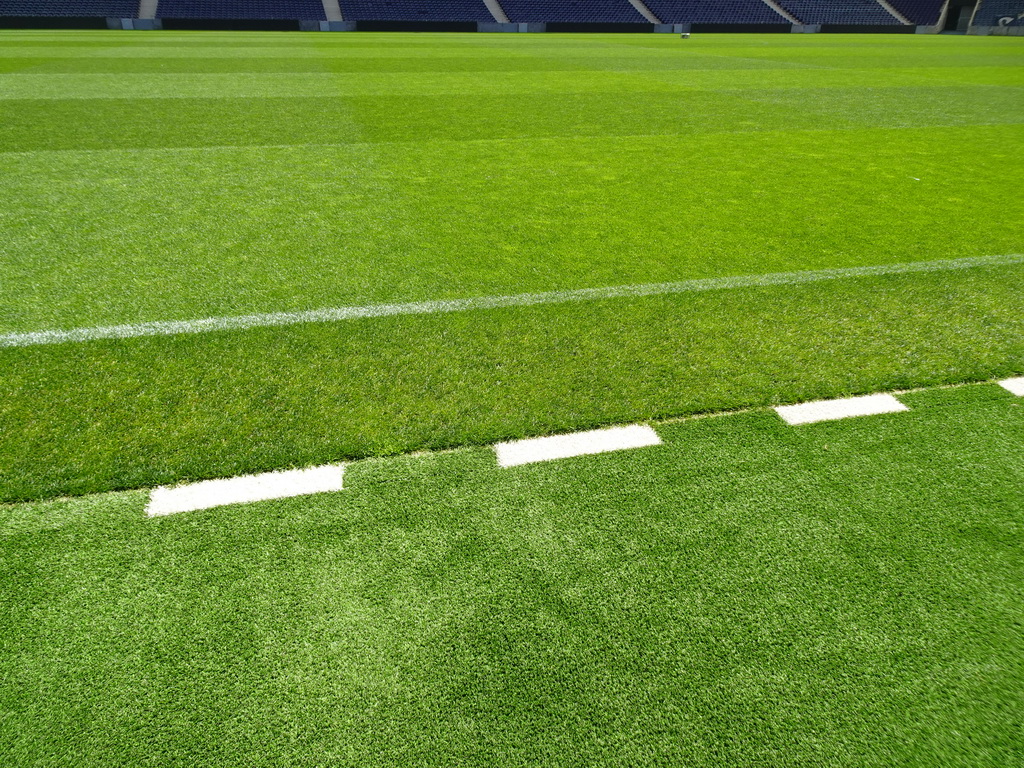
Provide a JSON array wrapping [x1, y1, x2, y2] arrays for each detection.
[[775, 393, 908, 425], [2, 253, 1021, 348], [495, 424, 661, 468], [999, 377, 1024, 396], [146, 464, 344, 517]]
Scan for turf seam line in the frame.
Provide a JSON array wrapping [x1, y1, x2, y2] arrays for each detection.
[[146, 463, 344, 517], [495, 424, 662, 467], [774, 393, 909, 425], [654, 376, 1019, 427], [3, 376, 1015, 511], [3, 253, 1021, 348]]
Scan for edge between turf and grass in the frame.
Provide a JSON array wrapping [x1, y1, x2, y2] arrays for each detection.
[[4, 375, 1020, 513]]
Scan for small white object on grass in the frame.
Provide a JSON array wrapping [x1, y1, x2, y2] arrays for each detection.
[[495, 425, 661, 468], [146, 464, 344, 517], [999, 377, 1024, 396], [775, 393, 908, 426]]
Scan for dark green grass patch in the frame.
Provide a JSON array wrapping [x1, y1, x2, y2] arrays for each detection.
[[2, 264, 1023, 501], [1, 384, 1021, 765], [3, 85, 1023, 152]]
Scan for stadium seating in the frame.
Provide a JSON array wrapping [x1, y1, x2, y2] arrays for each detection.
[[156, 0, 327, 19], [0, 0, 138, 14], [339, 0, 496, 21], [775, 0, 900, 24], [971, 0, 1024, 26], [643, 0, 788, 23], [0, 0, 960, 26], [884, 0, 943, 24], [499, 0, 647, 23]]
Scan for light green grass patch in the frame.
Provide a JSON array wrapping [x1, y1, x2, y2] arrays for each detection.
[[2, 383, 1021, 765]]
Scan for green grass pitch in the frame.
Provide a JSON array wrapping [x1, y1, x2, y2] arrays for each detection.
[[2, 382, 1023, 764], [1, 31, 1023, 500], [2, 29, 1023, 765]]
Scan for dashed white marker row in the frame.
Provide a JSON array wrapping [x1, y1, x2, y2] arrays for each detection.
[[774, 393, 908, 426], [495, 424, 661, 468], [146, 464, 344, 517], [999, 377, 1024, 396]]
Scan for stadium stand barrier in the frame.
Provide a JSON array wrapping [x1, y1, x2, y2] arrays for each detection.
[[0, 15, 110, 26], [818, 22, 915, 30], [691, 21, 792, 30], [544, 21, 655, 30], [352, 19, 479, 29], [158, 17, 304, 29]]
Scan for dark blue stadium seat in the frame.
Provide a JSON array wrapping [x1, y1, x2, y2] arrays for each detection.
[[776, 0, 900, 24], [643, 0, 788, 23], [971, 0, 1024, 26], [157, 0, 327, 19], [884, 0, 943, 24], [338, 0, 495, 21], [500, 0, 647, 23], [0, 0, 138, 15]]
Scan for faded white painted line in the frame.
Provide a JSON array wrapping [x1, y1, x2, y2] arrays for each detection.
[[146, 464, 344, 517], [495, 424, 661, 468], [775, 393, 908, 425], [999, 377, 1024, 396], [3, 253, 1021, 348]]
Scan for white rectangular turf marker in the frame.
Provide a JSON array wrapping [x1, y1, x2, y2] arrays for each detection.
[[999, 377, 1024, 396], [775, 393, 908, 426], [146, 464, 344, 517], [495, 425, 661, 468]]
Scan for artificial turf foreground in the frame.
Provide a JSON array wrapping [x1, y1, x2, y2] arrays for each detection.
[[1, 32, 1023, 500], [2, 382, 1022, 765]]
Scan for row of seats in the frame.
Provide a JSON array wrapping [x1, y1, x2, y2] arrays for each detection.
[[0, 0, 963, 25], [971, 0, 1024, 25], [0, 0, 138, 15], [885, 0, 944, 24], [644, 0, 787, 24], [497, 0, 646, 23], [157, 0, 327, 19], [775, 0, 901, 24], [339, 0, 494, 21]]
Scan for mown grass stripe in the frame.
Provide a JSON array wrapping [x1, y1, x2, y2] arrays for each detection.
[[775, 393, 909, 426], [2, 253, 1022, 349], [146, 464, 344, 517]]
